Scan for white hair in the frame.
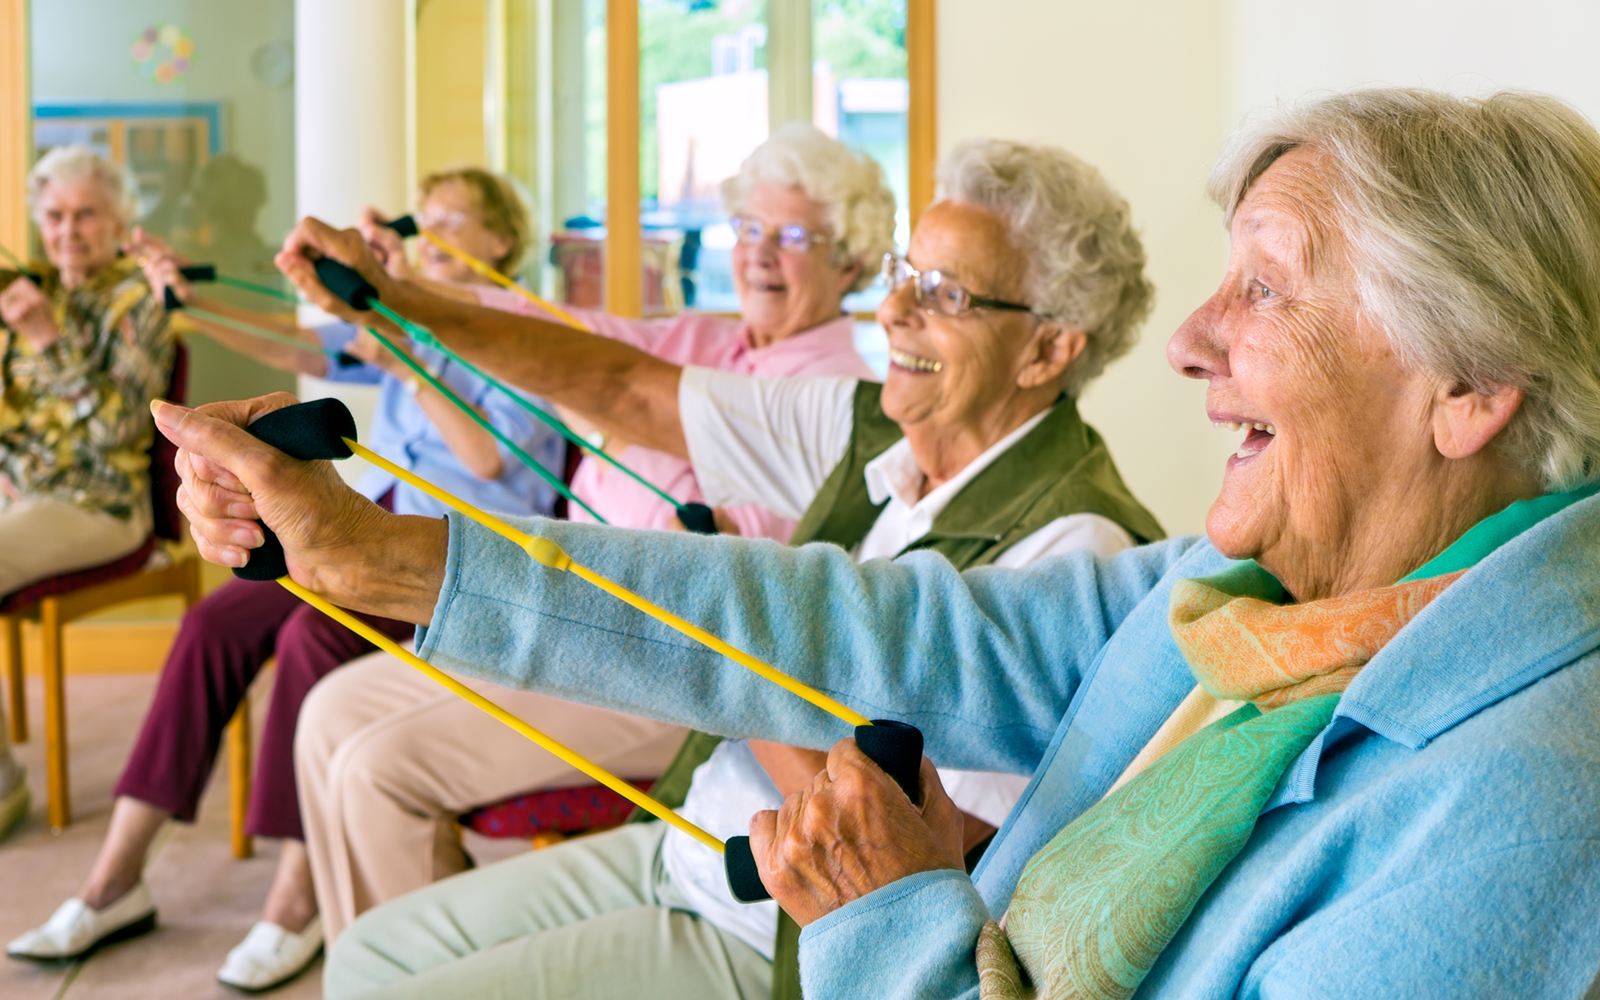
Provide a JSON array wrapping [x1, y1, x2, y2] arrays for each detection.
[[937, 140, 1154, 396], [27, 145, 140, 227], [1210, 88, 1600, 491], [722, 123, 898, 293]]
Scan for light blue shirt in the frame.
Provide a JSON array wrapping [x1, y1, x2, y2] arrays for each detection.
[[317, 323, 562, 519], [415, 491, 1600, 998]]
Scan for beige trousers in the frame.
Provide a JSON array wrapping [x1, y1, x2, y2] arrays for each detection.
[[294, 651, 688, 941], [0, 496, 149, 596]]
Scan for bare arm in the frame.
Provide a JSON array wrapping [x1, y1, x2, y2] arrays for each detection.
[[277, 218, 689, 459], [178, 296, 330, 377]]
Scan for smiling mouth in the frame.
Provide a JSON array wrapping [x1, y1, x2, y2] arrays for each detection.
[[889, 348, 943, 373], [1214, 419, 1277, 459]]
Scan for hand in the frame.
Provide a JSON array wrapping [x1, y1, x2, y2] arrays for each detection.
[[0, 275, 60, 351], [344, 327, 413, 377], [128, 227, 191, 308], [358, 206, 417, 281], [150, 392, 446, 620], [749, 739, 967, 927], [275, 217, 397, 325]]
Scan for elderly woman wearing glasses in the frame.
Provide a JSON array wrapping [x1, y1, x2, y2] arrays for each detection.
[[244, 136, 1163, 999]]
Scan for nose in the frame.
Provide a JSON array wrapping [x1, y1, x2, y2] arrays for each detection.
[[877, 274, 920, 332], [1167, 292, 1231, 381]]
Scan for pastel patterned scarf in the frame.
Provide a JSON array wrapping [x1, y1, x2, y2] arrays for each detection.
[[974, 563, 1464, 1000]]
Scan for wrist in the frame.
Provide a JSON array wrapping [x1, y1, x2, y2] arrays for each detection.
[[309, 510, 448, 624]]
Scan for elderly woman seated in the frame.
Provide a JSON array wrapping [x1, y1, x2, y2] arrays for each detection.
[[288, 124, 891, 950], [0, 145, 175, 842], [160, 87, 1600, 997]]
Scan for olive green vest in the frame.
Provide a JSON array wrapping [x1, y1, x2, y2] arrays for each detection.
[[636, 381, 1165, 1000]]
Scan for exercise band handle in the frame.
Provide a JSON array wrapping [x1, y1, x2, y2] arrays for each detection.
[[723, 720, 925, 904], [232, 399, 359, 581], [315, 257, 380, 311], [383, 214, 421, 239]]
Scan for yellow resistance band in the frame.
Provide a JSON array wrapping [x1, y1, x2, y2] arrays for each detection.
[[342, 437, 874, 729], [277, 576, 724, 854], [420, 232, 589, 331]]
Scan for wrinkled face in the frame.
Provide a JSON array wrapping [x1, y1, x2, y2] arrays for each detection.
[[732, 182, 858, 342], [417, 179, 514, 284], [36, 177, 125, 279], [1168, 148, 1440, 581], [877, 200, 1046, 430]]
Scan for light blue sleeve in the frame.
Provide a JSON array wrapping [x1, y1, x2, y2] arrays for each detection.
[[417, 512, 1204, 773], [313, 323, 385, 385]]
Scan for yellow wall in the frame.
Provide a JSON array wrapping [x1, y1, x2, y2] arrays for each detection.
[[415, 0, 489, 185], [939, 0, 1235, 538]]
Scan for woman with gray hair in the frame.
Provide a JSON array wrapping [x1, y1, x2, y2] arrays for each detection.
[[171, 87, 1600, 997], [255, 134, 1162, 998], [0, 146, 174, 842]]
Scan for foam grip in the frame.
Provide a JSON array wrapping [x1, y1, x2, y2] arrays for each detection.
[[314, 257, 378, 311], [335, 352, 364, 368], [231, 398, 359, 582], [724, 836, 771, 903], [676, 502, 718, 535], [179, 264, 217, 282], [163, 286, 184, 310], [384, 214, 420, 238], [855, 720, 924, 806]]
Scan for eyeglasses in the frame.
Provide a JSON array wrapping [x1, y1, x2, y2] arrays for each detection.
[[881, 254, 1036, 318], [728, 216, 831, 255], [418, 208, 469, 232]]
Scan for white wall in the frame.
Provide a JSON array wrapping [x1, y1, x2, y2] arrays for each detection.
[[939, 0, 1235, 538]]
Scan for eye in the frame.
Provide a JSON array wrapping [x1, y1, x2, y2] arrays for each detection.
[[1253, 279, 1278, 301]]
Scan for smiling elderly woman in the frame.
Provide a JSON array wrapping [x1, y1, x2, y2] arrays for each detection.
[[159, 88, 1600, 998]]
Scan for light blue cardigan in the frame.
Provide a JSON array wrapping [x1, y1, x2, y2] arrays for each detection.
[[414, 493, 1600, 998]]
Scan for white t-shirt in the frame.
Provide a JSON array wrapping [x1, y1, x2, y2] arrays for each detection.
[[664, 368, 1136, 959]]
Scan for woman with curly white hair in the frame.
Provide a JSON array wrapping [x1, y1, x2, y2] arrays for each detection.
[[263, 133, 1164, 999], [0, 146, 174, 842]]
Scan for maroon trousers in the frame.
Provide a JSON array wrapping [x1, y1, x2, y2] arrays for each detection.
[[115, 577, 414, 840]]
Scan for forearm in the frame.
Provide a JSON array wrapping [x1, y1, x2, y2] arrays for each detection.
[[410, 381, 505, 480], [182, 297, 329, 376], [306, 510, 450, 625], [386, 280, 688, 457]]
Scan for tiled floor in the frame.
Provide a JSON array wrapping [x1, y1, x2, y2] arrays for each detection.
[[0, 674, 323, 1000]]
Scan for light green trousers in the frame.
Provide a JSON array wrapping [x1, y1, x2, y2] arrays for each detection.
[[324, 822, 772, 1000]]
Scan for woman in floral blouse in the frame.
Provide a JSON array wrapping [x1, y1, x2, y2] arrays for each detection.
[[0, 145, 175, 841]]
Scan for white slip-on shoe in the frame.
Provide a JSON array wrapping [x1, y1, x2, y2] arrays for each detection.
[[0, 776, 28, 842], [6, 882, 157, 962], [216, 916, 324, 993]]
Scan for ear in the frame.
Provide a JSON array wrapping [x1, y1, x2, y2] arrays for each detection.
[[833, 258, 863, 298], [1431, 379, 1524, 460], [1017, 321, 1088, 390]]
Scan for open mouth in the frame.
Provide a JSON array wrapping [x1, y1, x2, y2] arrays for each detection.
[[889, 347, 943, 373], [746, 278, 788, 294], [1215, 419, 1277, 459]]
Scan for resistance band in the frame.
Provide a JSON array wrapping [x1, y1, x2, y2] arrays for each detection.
[[232, 396, 923, 902], [0, 242, 33, 275], [383, 215, 588, 330]]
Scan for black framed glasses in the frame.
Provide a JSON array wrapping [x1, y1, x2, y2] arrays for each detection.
[[881, 253, 1036, 317], [728, 216, 831, 255]]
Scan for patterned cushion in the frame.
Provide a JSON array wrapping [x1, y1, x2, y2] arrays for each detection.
[[462, 780, 655, 839], [0, 536, 158, 615]]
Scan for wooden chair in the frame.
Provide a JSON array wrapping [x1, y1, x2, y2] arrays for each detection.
[[0, 343, 202, 830]]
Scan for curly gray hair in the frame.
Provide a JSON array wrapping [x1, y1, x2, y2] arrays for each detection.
[[937, 140, 1154, 396], [1210, 88, 1600, 491], [722, 123, 898, 293], [27, 145, 141, 228]]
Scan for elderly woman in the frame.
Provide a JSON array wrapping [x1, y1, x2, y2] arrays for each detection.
[[158, 87, 1600, 996], [0, 146, 175, 841], [6, 167, 568, 992], [286, 125, 893, 951]]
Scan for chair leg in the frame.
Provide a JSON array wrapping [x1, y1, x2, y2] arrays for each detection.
[[2, 616, 24, 744], [41, 599, 69, 830], [228, 700, 254, 860]]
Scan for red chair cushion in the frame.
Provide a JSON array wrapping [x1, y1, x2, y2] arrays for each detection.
[[0, 535, 157, 615], [462, 780, 654, 839]]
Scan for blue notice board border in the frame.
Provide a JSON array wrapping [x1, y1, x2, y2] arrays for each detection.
[[34, 102, 224, 155]]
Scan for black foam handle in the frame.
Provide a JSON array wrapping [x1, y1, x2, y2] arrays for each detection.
[[335, 352, 364, 368], [179, 264, 217, 282], [232, 398, 359, 581], [314, 257, 379, 311], [722, 719, 926, 904], [163, 286, 184, 310], [384, 214, 420, 239], [676, 502, 718, 535]]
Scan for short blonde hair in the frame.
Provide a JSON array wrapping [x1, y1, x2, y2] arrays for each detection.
[[28, 145, 140, 227], [1210, 88, 1600, 490], [722, 123, 898, 293], [937, 140, 1154, 396], [418, 167, 533, 276]]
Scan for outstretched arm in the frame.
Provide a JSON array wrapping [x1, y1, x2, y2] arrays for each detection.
[[275, 217, 687, 458]]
